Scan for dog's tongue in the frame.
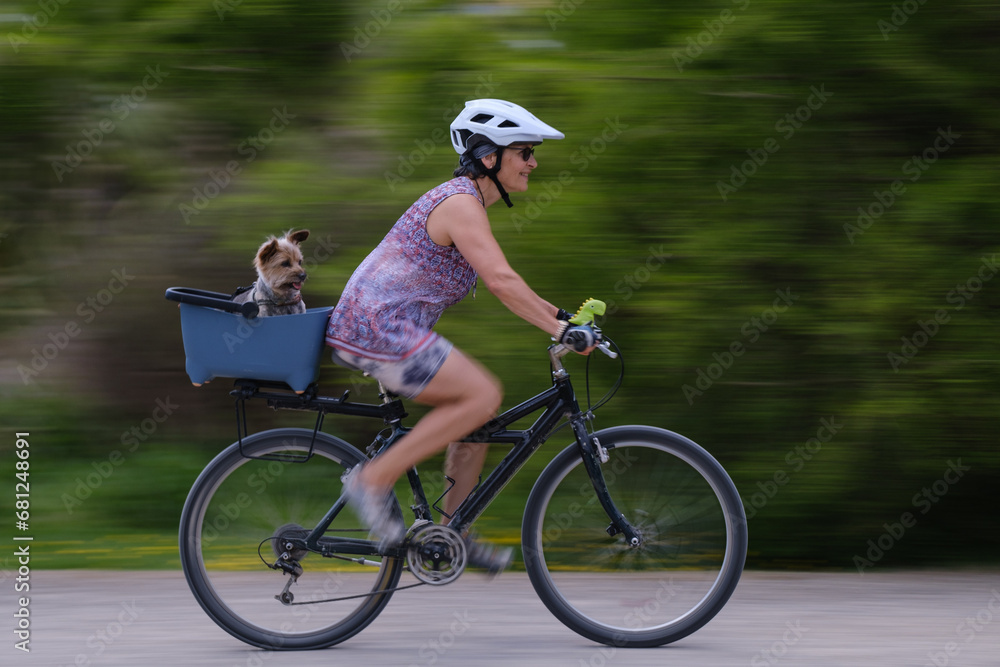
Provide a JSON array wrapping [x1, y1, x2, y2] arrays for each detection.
[[292, 282, 302, 290]]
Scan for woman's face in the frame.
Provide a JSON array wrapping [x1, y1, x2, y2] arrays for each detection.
[[494, 143, 537, 193]]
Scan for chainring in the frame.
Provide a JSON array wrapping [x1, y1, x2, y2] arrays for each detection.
[[406, 523, 466, 586]]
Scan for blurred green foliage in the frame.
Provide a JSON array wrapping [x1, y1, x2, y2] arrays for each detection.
[[1, 0, 998, 569]]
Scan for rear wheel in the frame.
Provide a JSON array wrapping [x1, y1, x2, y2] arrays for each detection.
[[179, 428, 403, 649], [522, 426, 747, 647]]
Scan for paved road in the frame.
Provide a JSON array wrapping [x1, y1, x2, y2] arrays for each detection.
[[16, 570, 1000, 666]]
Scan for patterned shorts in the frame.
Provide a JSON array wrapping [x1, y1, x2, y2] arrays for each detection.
[[331, 335, 453, 399]]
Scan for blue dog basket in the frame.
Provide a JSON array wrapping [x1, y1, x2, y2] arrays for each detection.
[[165, 287, 332, 393]]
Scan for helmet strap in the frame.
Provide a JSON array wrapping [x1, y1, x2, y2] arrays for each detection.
[[481, 147, 513, 208]]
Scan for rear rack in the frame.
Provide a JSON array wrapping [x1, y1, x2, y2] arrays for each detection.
[[230, 380, 407, 462]]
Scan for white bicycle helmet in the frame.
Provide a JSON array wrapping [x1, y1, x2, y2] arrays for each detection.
[[450, 99, 564, 208], [450, 99, 564, 154]]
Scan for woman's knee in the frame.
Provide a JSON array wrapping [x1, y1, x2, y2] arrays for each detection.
[[479, 374, 503, 415], [456, 365, 501, 418], [417, 348, 501, 411]]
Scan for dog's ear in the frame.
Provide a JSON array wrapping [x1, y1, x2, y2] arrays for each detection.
[[256, 238, 280, 267], [287, 229, 309, 246]]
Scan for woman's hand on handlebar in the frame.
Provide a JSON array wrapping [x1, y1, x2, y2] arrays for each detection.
[[554, 298, 617, 356], [559, 324, 600, 355]]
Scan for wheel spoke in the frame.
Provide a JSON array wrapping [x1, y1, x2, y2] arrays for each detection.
[[179, 429, 404, 649], [522, 428, 746, 647]]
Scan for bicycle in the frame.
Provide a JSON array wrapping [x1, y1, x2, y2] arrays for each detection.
[[165, 288, 748, 650]]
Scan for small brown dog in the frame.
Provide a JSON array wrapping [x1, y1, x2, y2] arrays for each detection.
[[232, 229, 309, 316]]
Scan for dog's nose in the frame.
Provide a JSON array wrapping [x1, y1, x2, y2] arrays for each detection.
[[298, 272, 307, 281]]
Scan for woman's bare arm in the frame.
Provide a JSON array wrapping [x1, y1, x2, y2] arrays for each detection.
[[427, 194, 562, 336]]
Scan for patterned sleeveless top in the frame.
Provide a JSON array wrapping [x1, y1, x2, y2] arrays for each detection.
[[325, 177, 480, 360]]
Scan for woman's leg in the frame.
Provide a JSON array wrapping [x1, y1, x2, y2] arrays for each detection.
[[441, 442, 490, 524], [358, 347, 502, 492]]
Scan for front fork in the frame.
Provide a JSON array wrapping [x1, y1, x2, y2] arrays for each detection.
[[568, 414, 642, 547]]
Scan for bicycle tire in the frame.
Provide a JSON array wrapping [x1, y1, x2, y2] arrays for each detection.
[[522, 425, 747, 647], [179, 427, 404, 649]]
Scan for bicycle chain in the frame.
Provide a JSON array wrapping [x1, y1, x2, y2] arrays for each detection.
[[276, 580, 426, 606]]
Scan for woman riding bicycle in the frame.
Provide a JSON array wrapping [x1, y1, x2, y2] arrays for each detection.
[[325, 99, 593, 570]]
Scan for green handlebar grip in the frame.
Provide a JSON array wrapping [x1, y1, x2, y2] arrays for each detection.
[[569, 298, 606, 325]]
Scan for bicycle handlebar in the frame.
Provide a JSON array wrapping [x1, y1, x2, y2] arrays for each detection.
[[554, 298, 618, 359]]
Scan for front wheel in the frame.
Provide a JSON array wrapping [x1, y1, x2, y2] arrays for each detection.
[[179, 428, 404, 649], [522, 426, 747, 647]]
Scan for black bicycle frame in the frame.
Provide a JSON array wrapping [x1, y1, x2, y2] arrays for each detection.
[[420, 379, 577, 534], [241, 346, 640, 561]]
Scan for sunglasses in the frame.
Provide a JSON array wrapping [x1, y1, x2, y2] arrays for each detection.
[[513, 146, 535, 161]]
